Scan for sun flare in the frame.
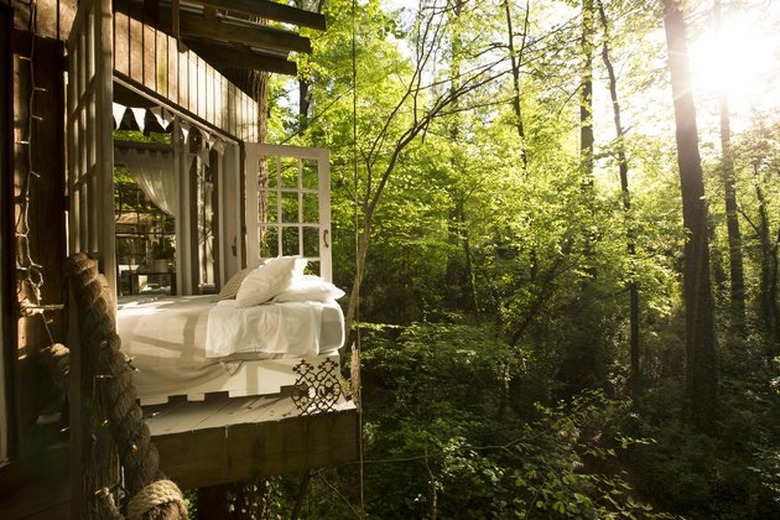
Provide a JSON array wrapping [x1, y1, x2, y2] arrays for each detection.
[[689, 6, 780, 107]]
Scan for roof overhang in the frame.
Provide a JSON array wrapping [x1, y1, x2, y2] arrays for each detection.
[[113, 0, 326, 95]]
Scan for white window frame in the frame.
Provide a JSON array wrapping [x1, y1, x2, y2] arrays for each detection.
[[244, 144, 332, 281]]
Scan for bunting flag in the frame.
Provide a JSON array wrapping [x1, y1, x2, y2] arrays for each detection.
[[149, 106, 173, 131], [112, 103, 127, 129], [130, 107, 146, 133], [178, 120, 190, 143], [211, 136, 226, 155]]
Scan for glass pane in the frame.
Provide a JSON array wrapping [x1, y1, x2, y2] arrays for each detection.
[[302, 158, 318, 190], [305, 260, 321, 277], [303, 226, 320, 258], [302, 193, 319, 224], [280, 157, 299, 189], [282, 226, 300, 256], [263, 191, 277, 224], [281, 192, 299, 223], [197, 158, 216, 292], [259, 226, 279, 258]]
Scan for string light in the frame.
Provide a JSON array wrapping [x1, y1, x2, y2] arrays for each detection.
[[15, 0, 61, 345]]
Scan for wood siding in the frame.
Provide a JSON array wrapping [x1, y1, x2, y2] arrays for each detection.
[[12, 31, 67, 457], [113, 11, 257, 142]]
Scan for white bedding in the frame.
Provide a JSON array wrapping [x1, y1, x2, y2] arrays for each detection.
[[116, 295, 345, 402], [206, 299, 336, 357]]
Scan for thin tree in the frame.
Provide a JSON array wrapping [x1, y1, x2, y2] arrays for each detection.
[[596, 0, 641, 401], [742, 120, 780, 355], [443, 0, 478, 315], [713, 0, 746, 335], [580, 0, 595, 190], [752, 158, 780, 355], [661, 0, 718, 429], [503, 0, 530, 171], [342, 1, 510, 339]]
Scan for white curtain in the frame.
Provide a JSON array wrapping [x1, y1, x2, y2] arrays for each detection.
[[115, 147, 178, 216]]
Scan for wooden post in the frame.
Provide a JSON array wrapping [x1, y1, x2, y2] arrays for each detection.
[[68, 274, 120, 519]]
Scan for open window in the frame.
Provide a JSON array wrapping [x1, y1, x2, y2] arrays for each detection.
[[113, 114, 243, 296]]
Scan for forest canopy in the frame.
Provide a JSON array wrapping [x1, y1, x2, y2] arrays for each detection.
[[227, 0, 780, 518]]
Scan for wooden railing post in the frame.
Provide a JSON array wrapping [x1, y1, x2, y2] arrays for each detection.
[[68, 270, 120, 519], [67, 253, 188, 519]]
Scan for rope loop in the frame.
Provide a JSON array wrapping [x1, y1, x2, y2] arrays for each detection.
[[127, 480, 187, 520]]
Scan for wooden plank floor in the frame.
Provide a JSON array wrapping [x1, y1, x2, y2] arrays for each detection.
[[0, 444, 70, 520], [143, 391, 355, 435]]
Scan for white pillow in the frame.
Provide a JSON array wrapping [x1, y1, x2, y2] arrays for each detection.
[[235, 256, 303, 307], [273, 275, 346, 302]]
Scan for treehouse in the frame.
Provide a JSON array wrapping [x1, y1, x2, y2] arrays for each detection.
[[0, 0, 359, 517]]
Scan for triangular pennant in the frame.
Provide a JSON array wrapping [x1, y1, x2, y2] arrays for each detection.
[[149, 106, 173, 130], [179, 121, 190, 143], [130, 107, 146, 133], [112, 103, 127, 129], [210, 135, 225, 155]]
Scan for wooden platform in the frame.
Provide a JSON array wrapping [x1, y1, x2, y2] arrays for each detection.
[[0, 394, 360, 517], [145, 392, 360, 489]]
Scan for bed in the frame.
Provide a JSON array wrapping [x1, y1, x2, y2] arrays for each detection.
[[116, 256, 346, 405]]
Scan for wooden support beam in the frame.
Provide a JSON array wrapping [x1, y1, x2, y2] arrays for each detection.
[[185, 41, 297, 75], [115, 0, 312, 55], [193, 0, 327, 30], [173, 11, 312, 54]]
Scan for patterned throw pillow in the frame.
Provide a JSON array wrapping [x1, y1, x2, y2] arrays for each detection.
[[212, 259, 267, 301]]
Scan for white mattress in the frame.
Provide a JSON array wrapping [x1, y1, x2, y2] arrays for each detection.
[[116, 295, 345, 404]]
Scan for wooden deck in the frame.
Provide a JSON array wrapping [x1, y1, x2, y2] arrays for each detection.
[[146, 392, 360, 489], [0, 393, 360, 518]]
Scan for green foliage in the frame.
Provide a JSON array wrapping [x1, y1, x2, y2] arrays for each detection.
[[246, 1, 780, 517], [344, 322, 672, 519]]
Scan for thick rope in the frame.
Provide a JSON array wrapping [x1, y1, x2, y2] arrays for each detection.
[[127, 480, 188, 520], [65, 253, 188, 519]]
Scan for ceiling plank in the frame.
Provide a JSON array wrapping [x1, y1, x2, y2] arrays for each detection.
[[190, 0, 327, 31], [185, 40, 298, 75]]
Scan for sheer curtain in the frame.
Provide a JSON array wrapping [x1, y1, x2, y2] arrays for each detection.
[[114, 147, 177, 216]]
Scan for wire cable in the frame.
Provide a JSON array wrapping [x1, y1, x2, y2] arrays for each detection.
[[350, 1, 366, 518]]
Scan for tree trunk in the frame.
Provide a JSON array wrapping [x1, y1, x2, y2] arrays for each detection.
[[580, 0, 595, 189], [753, 163, 780, 356], [597, 0, 641, 401], [580, 0, 597, 280], [444, 0, 477, 315], [714, 0, 746, 335], [662, 0, 718, 429], [503, 0, 538, 288], [503, 0, 529, 170]]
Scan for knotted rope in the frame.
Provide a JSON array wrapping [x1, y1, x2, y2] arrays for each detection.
[[65, 253, 188, 519]]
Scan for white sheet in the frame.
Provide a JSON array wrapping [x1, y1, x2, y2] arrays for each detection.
[[116, 295, 345, 401], [206, 299, 337, 357]]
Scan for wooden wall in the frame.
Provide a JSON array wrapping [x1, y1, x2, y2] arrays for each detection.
[[113, 11, 258, 142], [11, 31, 68, 457], [1, 1, 13, 463]]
